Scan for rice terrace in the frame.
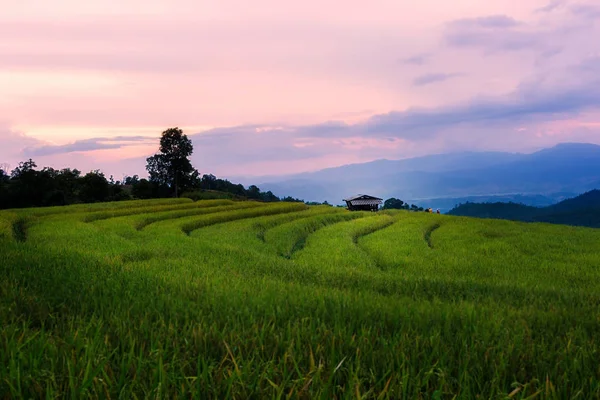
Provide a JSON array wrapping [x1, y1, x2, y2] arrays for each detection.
[[2, 198, 600, 398]]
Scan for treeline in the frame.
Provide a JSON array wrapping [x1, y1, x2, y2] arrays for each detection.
[[447, 189, 600, 228], [382, 197, 426, 211], [0, 159, 302, 210]]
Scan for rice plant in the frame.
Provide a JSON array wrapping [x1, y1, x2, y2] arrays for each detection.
[[1, 199, 600, 398]]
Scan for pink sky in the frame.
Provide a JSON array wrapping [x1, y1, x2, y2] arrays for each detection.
[[1, 0, 600, 179]]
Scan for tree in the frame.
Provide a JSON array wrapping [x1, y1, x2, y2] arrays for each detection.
[[79, 170, 109, 203], [200, 174, 217, 190], [9, 159, 41, 207], [11, 159, 37, 179], [281, 196, 303, 203], [0, 168, 8, 184], [0, 168, 9, 209], [246, 185, 261, 200], [383, 198, 404, 210], [131, 178, 155, 199], [123, 175, 140, 186], [260, 190, 280, 202], [146, 127, 198, 197], [0, 163, 10, 176]]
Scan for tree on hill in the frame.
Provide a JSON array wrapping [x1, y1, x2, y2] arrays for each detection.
[[246, 185, 261, 200], [9, 159, 43, 207], [79, 170, 110, 203], [448, 190, 600, 228], [146, 127, 199, 197], [383, 198, 404, 210], [0, 168, 9, 209], [281, 196, 304, 203], [260, 190, 279, 202], [0, 168, 9, 185], [123, 175, 140, 186], [200, 174, 217, 190], [10, 159, 37, 179]]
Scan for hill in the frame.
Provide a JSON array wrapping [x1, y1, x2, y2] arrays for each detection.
[[255, 142, 600, 205], [448, 189, 600, 228], [2, 199, 600, 397]]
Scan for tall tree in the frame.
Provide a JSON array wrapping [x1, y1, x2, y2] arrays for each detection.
[[0, 168, 8, 183], [146, 127, 198, 197], [0, 168, 9, 209], [383, 198, 404, 210], [79, 170, 110, 203]]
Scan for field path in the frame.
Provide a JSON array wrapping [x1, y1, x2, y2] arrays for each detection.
[[423, 222, 441, 248]]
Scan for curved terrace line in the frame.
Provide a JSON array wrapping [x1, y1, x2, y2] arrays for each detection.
[[182, 204, 309, 236], [254, 208, 342, 242], [277, 213, 367, 259], [136, 203, 264, 230], [12, 217, 28, 242], [83, 200, 234, 223], [424, 223, 442, 249]]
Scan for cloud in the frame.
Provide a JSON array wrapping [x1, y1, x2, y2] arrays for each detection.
[[401, 54, 430, 65], [184, 58, 600, 172], [23, 136, 154, 157], [0, 127, 46, 171], [6, 57, 600, 179], [448, 15, 521, 29], [570, 3, 600, 19], [209, 55, 600, 144], [3, 1, 600, 179], [412, 73, 463, 86], [537, 47, 563, 60], [360, 72, 600, 139], [444, 15, 542, 51], [575, 56, 600, 73], [442, 3, 599, 55], [535, 0, 566, 13], [0, 17, 416, 79]]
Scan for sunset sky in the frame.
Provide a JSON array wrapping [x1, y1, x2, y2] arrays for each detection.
[[1, 0, 599, 180]]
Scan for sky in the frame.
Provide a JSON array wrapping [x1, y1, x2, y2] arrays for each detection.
[[1, 0, 600, 180]]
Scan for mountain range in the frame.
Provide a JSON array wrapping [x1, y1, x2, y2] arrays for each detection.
[[447, 189, 600, 228], [252, 143, 600, 210]]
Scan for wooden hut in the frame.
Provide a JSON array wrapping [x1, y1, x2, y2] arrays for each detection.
[[343, 194, 383, 211]]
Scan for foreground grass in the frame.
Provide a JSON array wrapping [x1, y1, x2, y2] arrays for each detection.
[[1, 199, 600, 398]]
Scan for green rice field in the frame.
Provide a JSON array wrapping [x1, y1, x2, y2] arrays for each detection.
[[1, 198, 600, 398]]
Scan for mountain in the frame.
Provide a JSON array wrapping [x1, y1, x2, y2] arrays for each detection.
[[447, 190, 600, 228], [258, 143, 600, 207]]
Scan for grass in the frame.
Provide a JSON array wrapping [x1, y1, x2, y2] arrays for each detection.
[[82, 199, 234, 222], [263, 210, 365, 258], [1, 199, 600, 398]]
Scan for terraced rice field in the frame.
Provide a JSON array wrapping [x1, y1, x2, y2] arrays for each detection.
[[1, 198, 600, 398]]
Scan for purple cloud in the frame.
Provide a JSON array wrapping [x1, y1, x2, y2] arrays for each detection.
[[444, 15, 541, 51], [401, 54, 430, 65], [412, 73, 463, 86], [570, 3, 600, 19], [192, 57, 600, 146], [448, 15, 521, 29], [23, 136, 154, 157], [535, 0, 566, 13]]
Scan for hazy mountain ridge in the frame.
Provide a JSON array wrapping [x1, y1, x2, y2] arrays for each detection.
[[447, 189, 600, 228], [257, 143, 600, 207]]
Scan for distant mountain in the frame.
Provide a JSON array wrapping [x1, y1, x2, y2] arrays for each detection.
[[447, 189, 600, 228], [258, 143, 600, 206], [410, 193, 572, 214]]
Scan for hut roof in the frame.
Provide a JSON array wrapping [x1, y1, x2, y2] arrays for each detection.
[[343, 194, 383, 204]]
